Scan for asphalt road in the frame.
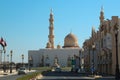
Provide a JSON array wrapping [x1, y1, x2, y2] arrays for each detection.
[[0, 70, 36, 80], [0, 74, 23, 80], [39, 71, 115, 80]]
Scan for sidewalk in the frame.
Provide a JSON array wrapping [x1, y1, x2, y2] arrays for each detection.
[[0, 69, 36, 77], [0, 70, 17, 77]]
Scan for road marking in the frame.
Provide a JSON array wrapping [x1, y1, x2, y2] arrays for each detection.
[[41, 76, 95, 79]]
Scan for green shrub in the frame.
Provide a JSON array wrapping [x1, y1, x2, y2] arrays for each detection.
[[16, 67, 51, 80], [16, 72, 40, 80]]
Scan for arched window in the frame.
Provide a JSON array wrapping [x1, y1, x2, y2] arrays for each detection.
[[45, 55, 50, 66]]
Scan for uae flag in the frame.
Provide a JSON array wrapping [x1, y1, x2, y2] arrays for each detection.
[[0, 37, 7, 47]]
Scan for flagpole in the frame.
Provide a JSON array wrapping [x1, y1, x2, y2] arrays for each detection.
[[0, 37, 7, 72], [0, 46, 2, 69], [0, 46, 2, 64], [3, 47, 6, 72]]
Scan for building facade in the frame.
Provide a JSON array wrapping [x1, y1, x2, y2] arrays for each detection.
[[82, 7, 120, 75], [28, 10, 81, 68], [28, 48, 80, 67]]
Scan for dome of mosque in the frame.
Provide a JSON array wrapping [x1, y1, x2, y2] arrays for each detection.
[[57, 44, 61, 49], [63, 33, 79, 48], [46, 42, 51, 48]]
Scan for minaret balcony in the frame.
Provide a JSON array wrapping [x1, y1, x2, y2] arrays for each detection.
[[48, 35, 54, 38]]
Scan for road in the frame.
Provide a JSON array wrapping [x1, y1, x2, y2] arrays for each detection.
[[0, 74, 23, 80], [0, 70, 115, 80], [39, 71, 115, 80], [0, 70, 36, 80]]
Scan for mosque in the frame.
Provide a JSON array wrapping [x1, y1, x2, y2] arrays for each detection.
[[28, 10, 81, 67]]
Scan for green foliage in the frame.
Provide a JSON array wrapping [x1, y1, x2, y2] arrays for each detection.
[[16, 72, 40, 80], [61, 67, 71, 71], [16, 67, 51, 80], [32, 67, 51, 71]]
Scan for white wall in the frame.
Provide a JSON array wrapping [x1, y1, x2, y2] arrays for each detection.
[[118, 19, 120, 68], [28, 48, 80, 67]]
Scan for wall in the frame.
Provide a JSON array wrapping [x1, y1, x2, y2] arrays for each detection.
[[28, 48, 80, 67]]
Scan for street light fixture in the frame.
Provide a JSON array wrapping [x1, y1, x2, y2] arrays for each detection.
[[0, 50, 2, 65], [10, 50, 13, 73], [28, 56, 32, 71], [7, 54, 9, 63], [79, 49, 82, 69], [114, 23, 120, 80], [7, 54, 9, 72], [80, 48, 84, 71], [3, 47, 6, 72], [92, 43, 95, 75], [22, 54, 24, 67]]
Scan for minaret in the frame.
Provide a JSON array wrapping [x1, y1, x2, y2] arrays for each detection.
[[99, 6, 104, 24], [92, 26, 95, 37], [48, 9, 54, 48]]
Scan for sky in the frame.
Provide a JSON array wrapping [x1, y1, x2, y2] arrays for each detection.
[[0, 0, 120, 63]]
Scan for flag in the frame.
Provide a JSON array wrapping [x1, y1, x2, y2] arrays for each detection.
[[0, 37, 3, 43], [0, 37, 7, 47]]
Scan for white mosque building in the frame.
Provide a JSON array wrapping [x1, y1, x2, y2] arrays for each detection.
[[28, 10, 81, 67]]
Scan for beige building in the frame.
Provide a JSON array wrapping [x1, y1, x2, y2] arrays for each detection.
[[28, 10, 80, 67], [82, 7, 120, 75]]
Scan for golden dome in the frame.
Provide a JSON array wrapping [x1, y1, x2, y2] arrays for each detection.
[[57, 44, 61, 49], [46, 42, 51, 48], [63, 33, 79, 48]]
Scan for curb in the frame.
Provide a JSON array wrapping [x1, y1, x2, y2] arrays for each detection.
[[88, 75, 102, 78], [36, 74, 43, 79]]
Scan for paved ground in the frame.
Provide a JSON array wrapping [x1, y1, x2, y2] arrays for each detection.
[[0, 70, 17, 77], [0, 74, 23, 80], [38, 71, 115, 80], [0, 70, 116, 80], [0, 70, 35, 80]]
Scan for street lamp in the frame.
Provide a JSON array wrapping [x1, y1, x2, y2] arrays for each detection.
[[3, 47, 6, 72], [7, 54, 9, 72], [79, 49, 81, 69], [0, 50, 2, 65], [7, 54, 9, 63], [10, 50, 13, 73], [114, 23, 119, 80], [21, 54, 24, 67], [79, 48, 84, 71], [92, 43, 95, 75], [28, 56, 32, 71]]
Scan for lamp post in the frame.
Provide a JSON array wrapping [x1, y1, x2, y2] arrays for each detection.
[[0, 49, 2, 73], [7, 54, 9, 72], [7, 54, 9, 63], [0, 49, 2, 65], [79, 49, 81, 69], [3, 47, 6, 72], [92, 43, 95, 75], [71, 56, 75, 72], [28, 56, 32, 71], [21, 54, 24, 67], [10, 50, 12, 73], [114, 23, 119, 80], [80, 48, 84, 71]]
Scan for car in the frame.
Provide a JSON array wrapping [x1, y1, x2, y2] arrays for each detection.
[[18, 67, 27, 75], [71, 67, 79, 73], [51, 68, 55, 71], [55, 67, 61, 72]]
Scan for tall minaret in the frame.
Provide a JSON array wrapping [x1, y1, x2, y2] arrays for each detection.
[[48, 9, 54, 48], [99, 6, 104, 24], [92, 26, 95, 37]]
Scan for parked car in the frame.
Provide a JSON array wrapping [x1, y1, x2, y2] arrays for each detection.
[[55, 67, 61, 72], [71, 67, 79, 73], [18, 67, 27, 75]]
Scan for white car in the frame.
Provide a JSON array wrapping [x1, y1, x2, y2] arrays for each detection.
[[55, 67, 61, 72], [18, 67, 27, 75]]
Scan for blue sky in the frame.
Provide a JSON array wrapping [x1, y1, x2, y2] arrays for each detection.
[[0, 0, 120, 63]]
